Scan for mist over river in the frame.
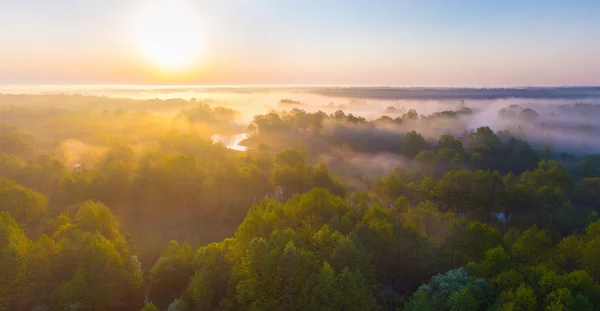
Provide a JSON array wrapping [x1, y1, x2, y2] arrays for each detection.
[[211, 133, 248, 151]]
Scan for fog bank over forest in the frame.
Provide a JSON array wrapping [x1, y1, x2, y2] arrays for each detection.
[[2, 85, 598, 155], [1, 86, 599, 192]]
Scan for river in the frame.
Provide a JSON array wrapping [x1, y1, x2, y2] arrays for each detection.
[[211, 133, 248, 151]]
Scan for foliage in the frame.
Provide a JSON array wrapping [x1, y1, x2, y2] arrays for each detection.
[[1, 96, 600, 310]]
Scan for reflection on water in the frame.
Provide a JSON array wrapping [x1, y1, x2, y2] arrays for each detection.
[[211, 133, 248, 151]]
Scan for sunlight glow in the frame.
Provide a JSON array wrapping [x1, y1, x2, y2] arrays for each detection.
[[136, 1, 204, 71]]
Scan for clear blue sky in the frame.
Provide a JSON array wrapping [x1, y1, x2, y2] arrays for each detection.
[[1, 0, 599, 86]]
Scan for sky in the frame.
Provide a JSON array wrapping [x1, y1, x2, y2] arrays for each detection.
[[1, 0, 600, 86]]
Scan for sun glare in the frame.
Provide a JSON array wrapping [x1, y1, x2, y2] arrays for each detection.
[[136, 1, 204, 71]]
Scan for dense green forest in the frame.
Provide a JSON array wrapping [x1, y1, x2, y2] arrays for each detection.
[[1, 95, 600, 310]]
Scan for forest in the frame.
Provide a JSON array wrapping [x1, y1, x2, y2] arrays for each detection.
[[1, 93, 600, 311]]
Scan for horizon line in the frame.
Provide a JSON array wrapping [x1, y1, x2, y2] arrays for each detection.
[[1, 83, 600, 89]]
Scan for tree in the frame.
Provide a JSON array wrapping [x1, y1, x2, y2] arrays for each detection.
[[50, 265, 88, 311], [401, 131, 429, 158], [0, 151, 25, 182], [406, 268, 489, 311], [435, 170, 474, 215], [141, 302, 160, 311], [503, 173, 530, 227], [23, 234, 59, 310], [276, 148, 305, 167], [167, 299, 189, 311], [148, 241, 195, 309], [575, 178, 600, 211], [300, 263, 339, 311], [48, 201, 143, 310], [372, 173, 405, 207], [392, 195, 410, 215], [276, 242, 320, 310], [0, 178, 47, 232], [404, 200, 450, 241], [188, 241, 232, 310], [436, 148, 459, 175], [503, 137, 539, 174], [449, 288, 479, 311], [519, 160, 573, 194], [501, 283, 537, 311], [20, 154, 67, 195], [468, 245, 513, 279], [312, 164, 345, 197], [0, 125, 39, 160], [336, 268, 377, 311], [74, 201, 120, 240], [0, 211, 30, 310], [437, 134, 464, 154], [231, 237, 278, 310], [333, 110, 346, 121], [252, 112, 288, 132], [512, 226, 552, 265], [309, 111, 326, 134], [270, 165, 312, 200], [413, 150, 437, 176], [402, 109, 419, 120], [174, 103, 215, 123], [461, 222, 503, 261], [468, 127, 501, 153], [545, 287, 577, 311], [554, 235, 583, 272], [451, 154, 465, 171], [579, 154, 600, 178], [469, 170, 505, 222]]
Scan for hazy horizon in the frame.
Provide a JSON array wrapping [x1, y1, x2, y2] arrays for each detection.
[[3, 0, 600, 86], [3, 83, 600, 87]]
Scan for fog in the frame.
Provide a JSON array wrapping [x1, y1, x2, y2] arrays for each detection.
[[211, 133, 248, 151], [2, 85, 600, 179]]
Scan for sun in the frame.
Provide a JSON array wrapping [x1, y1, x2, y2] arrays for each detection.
[[136, 1, 204, 71]]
